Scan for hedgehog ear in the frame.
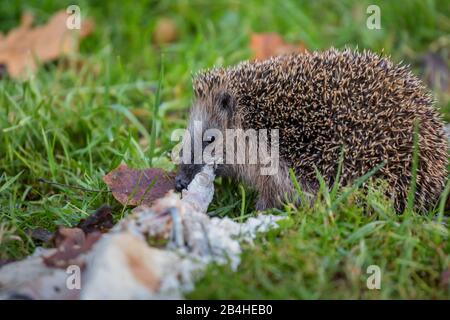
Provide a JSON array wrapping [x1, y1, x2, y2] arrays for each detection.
[[216, 91, 235, 112]]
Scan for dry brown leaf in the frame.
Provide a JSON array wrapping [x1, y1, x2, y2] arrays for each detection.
[[250, 32, 306, 61], [152, 17, 178, 45], [43, 227, 101, 269], [76, 205, 114, 234], [103, 164, 176, 207], [35, 205, 113, 270], [52, 227, 85, 248], [0, 11, 94, 79]]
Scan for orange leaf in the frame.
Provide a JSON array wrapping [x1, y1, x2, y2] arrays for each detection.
[[152, 17, 178, 45], [250, 32, 306, 61], [0, 11, 94, 79]]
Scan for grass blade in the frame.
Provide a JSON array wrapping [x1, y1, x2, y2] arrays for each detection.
[[289, 168, 307, 207], [330, 161, 385, 212], [0, 171, 23, 194], [149, 54, 164, 166]]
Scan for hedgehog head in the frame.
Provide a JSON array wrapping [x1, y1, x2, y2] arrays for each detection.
[[175, 70, 239, 191]]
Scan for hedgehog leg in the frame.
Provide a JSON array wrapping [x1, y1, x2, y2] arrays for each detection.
[[253, 163, 295, 211], [255, 194, 271, 211]]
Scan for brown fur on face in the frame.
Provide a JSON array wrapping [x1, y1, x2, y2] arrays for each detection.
[[175, 88, 294, 209], [176, 48, 449, 212]]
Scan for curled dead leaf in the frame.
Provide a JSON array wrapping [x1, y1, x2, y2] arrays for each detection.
[[76, 205, 114, 234], [52, 227, 85, 248], [43, 227, 101, 269]]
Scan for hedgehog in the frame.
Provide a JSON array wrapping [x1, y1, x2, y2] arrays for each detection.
[[175, 48, 449, 213]]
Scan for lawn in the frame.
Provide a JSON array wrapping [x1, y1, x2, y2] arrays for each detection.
[[1, 0, 450, 299]]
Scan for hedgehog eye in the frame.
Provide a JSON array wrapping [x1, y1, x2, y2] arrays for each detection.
[[217, 91, 234, 111], [207, 136, 215, 144]]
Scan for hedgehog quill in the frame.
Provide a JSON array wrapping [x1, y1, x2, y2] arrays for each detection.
[[174, 48, 448, 213]]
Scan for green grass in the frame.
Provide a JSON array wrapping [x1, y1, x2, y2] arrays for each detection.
[[189, 185, 450, 299], [1, 0, 450, 298]]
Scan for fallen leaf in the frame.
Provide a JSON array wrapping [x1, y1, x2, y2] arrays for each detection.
[[36, 206, 112, 269], [52, 227, 85, 248], [250, 32, 306, 61], [152, 17, 178, 45], [76, 205, 114, 234], [0, 11, 94, 79], [43, 227, 101, 269], [103, 164, 176, 206]]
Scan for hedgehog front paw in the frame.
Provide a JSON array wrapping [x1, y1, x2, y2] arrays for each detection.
[[254, 197, 268, 212]]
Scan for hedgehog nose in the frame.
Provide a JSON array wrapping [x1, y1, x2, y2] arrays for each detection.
[[175, 176, 189, 192]]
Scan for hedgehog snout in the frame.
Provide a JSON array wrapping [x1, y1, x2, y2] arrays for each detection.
[[175, 163, 204, 191], [175, 175, 189, 192]]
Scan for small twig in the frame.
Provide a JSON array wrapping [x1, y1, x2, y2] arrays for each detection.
[[37, 178, 109, 193]]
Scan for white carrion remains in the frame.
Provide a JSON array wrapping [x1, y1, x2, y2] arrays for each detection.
[[0, 165, 284, 299]]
